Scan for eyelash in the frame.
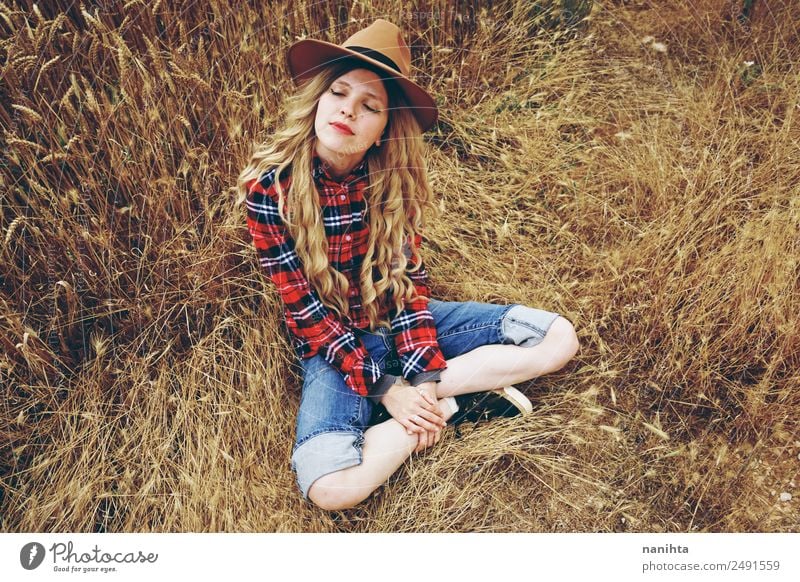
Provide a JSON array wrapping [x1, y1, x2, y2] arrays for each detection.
[[330, 89, 379, 113]]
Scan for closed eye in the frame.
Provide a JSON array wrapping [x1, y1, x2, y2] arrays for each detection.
[[329, 88, 381, 113]]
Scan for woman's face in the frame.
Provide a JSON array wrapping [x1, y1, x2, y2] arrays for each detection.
[[314, 68, 389, 167]]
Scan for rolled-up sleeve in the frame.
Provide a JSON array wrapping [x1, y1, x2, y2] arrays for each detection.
[[390, 233, 448, 384]]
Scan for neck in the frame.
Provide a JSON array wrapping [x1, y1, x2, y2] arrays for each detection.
[[314, 144, 364, 180]]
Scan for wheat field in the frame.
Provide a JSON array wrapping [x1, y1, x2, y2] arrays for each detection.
[[1, 0, 798, 532]]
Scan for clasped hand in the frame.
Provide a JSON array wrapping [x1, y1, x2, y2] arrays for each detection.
[[381, 380, 447, 453]]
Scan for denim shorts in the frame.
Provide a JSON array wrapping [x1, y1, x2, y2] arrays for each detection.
[[290, 298, 561, 500]]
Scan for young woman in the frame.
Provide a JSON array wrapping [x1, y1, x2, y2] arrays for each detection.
[[239, 19, 579, 511]]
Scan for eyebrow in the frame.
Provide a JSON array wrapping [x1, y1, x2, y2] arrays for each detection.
[[332, 80, 385, 104]]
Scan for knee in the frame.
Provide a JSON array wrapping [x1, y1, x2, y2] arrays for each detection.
[[547, 316, 580, 366], [307, 472, 362, 511]]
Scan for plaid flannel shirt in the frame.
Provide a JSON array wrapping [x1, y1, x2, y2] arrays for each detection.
[[244, 153, 447, 399]]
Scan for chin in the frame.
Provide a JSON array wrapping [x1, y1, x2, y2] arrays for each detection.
[[319, 135, 362, 155]]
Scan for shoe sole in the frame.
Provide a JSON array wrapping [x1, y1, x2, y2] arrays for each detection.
[[499, 386, 533, 415]]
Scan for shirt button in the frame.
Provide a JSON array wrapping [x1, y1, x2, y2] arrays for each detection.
[[339, 194, 346, 201], [345, 234, 351, 241]]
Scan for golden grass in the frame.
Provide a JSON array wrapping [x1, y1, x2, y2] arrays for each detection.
[[1, 0, 798, 532]]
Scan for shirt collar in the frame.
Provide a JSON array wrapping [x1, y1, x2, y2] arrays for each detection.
[[312, 153, 368, 184]]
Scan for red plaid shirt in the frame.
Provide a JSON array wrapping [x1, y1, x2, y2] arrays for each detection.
[[244, 153, 448, 398]]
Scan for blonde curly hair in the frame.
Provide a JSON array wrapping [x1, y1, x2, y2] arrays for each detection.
[[237, 58, 437, 332]]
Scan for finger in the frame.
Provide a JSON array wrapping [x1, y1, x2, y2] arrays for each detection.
[[422, 392, 442, 410], [415, 433, 425, 454], [419, 396, 446, 423], [416, 410, 446, 430], [402, 419, 425, 435], [419, 392, 436, 407], [421, 394, 446, 419], [418, 431, 430, 452], [418, 392, 440, 408], [427, 430, 435, 449], [427, 428, 436, 448], [411, 414, 441, 433], [407, 412, 430, 429], [416, 408, 442, 423]]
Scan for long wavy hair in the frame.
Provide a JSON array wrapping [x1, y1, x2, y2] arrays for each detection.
[[237, 58, 436, 332]]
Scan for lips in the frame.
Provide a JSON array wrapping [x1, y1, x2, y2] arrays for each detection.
[[330, 122, 354, 135]]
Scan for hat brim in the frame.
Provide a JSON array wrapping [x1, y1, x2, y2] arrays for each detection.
[[287, 39, 438, 132]]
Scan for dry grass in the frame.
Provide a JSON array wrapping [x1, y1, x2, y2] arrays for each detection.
[[1, 0, 798, 532]]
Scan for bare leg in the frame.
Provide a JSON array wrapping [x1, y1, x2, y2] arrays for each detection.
[[308, 398, 456, 510], [308, 318, 579, 510], [435, 316, 579, 398], [435, 344, 553, 398]]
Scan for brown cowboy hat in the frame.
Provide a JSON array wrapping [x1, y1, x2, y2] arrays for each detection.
[[286, 18, 438, 133]]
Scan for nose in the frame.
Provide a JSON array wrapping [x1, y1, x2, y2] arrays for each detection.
[[339, 96, 359, 119]]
